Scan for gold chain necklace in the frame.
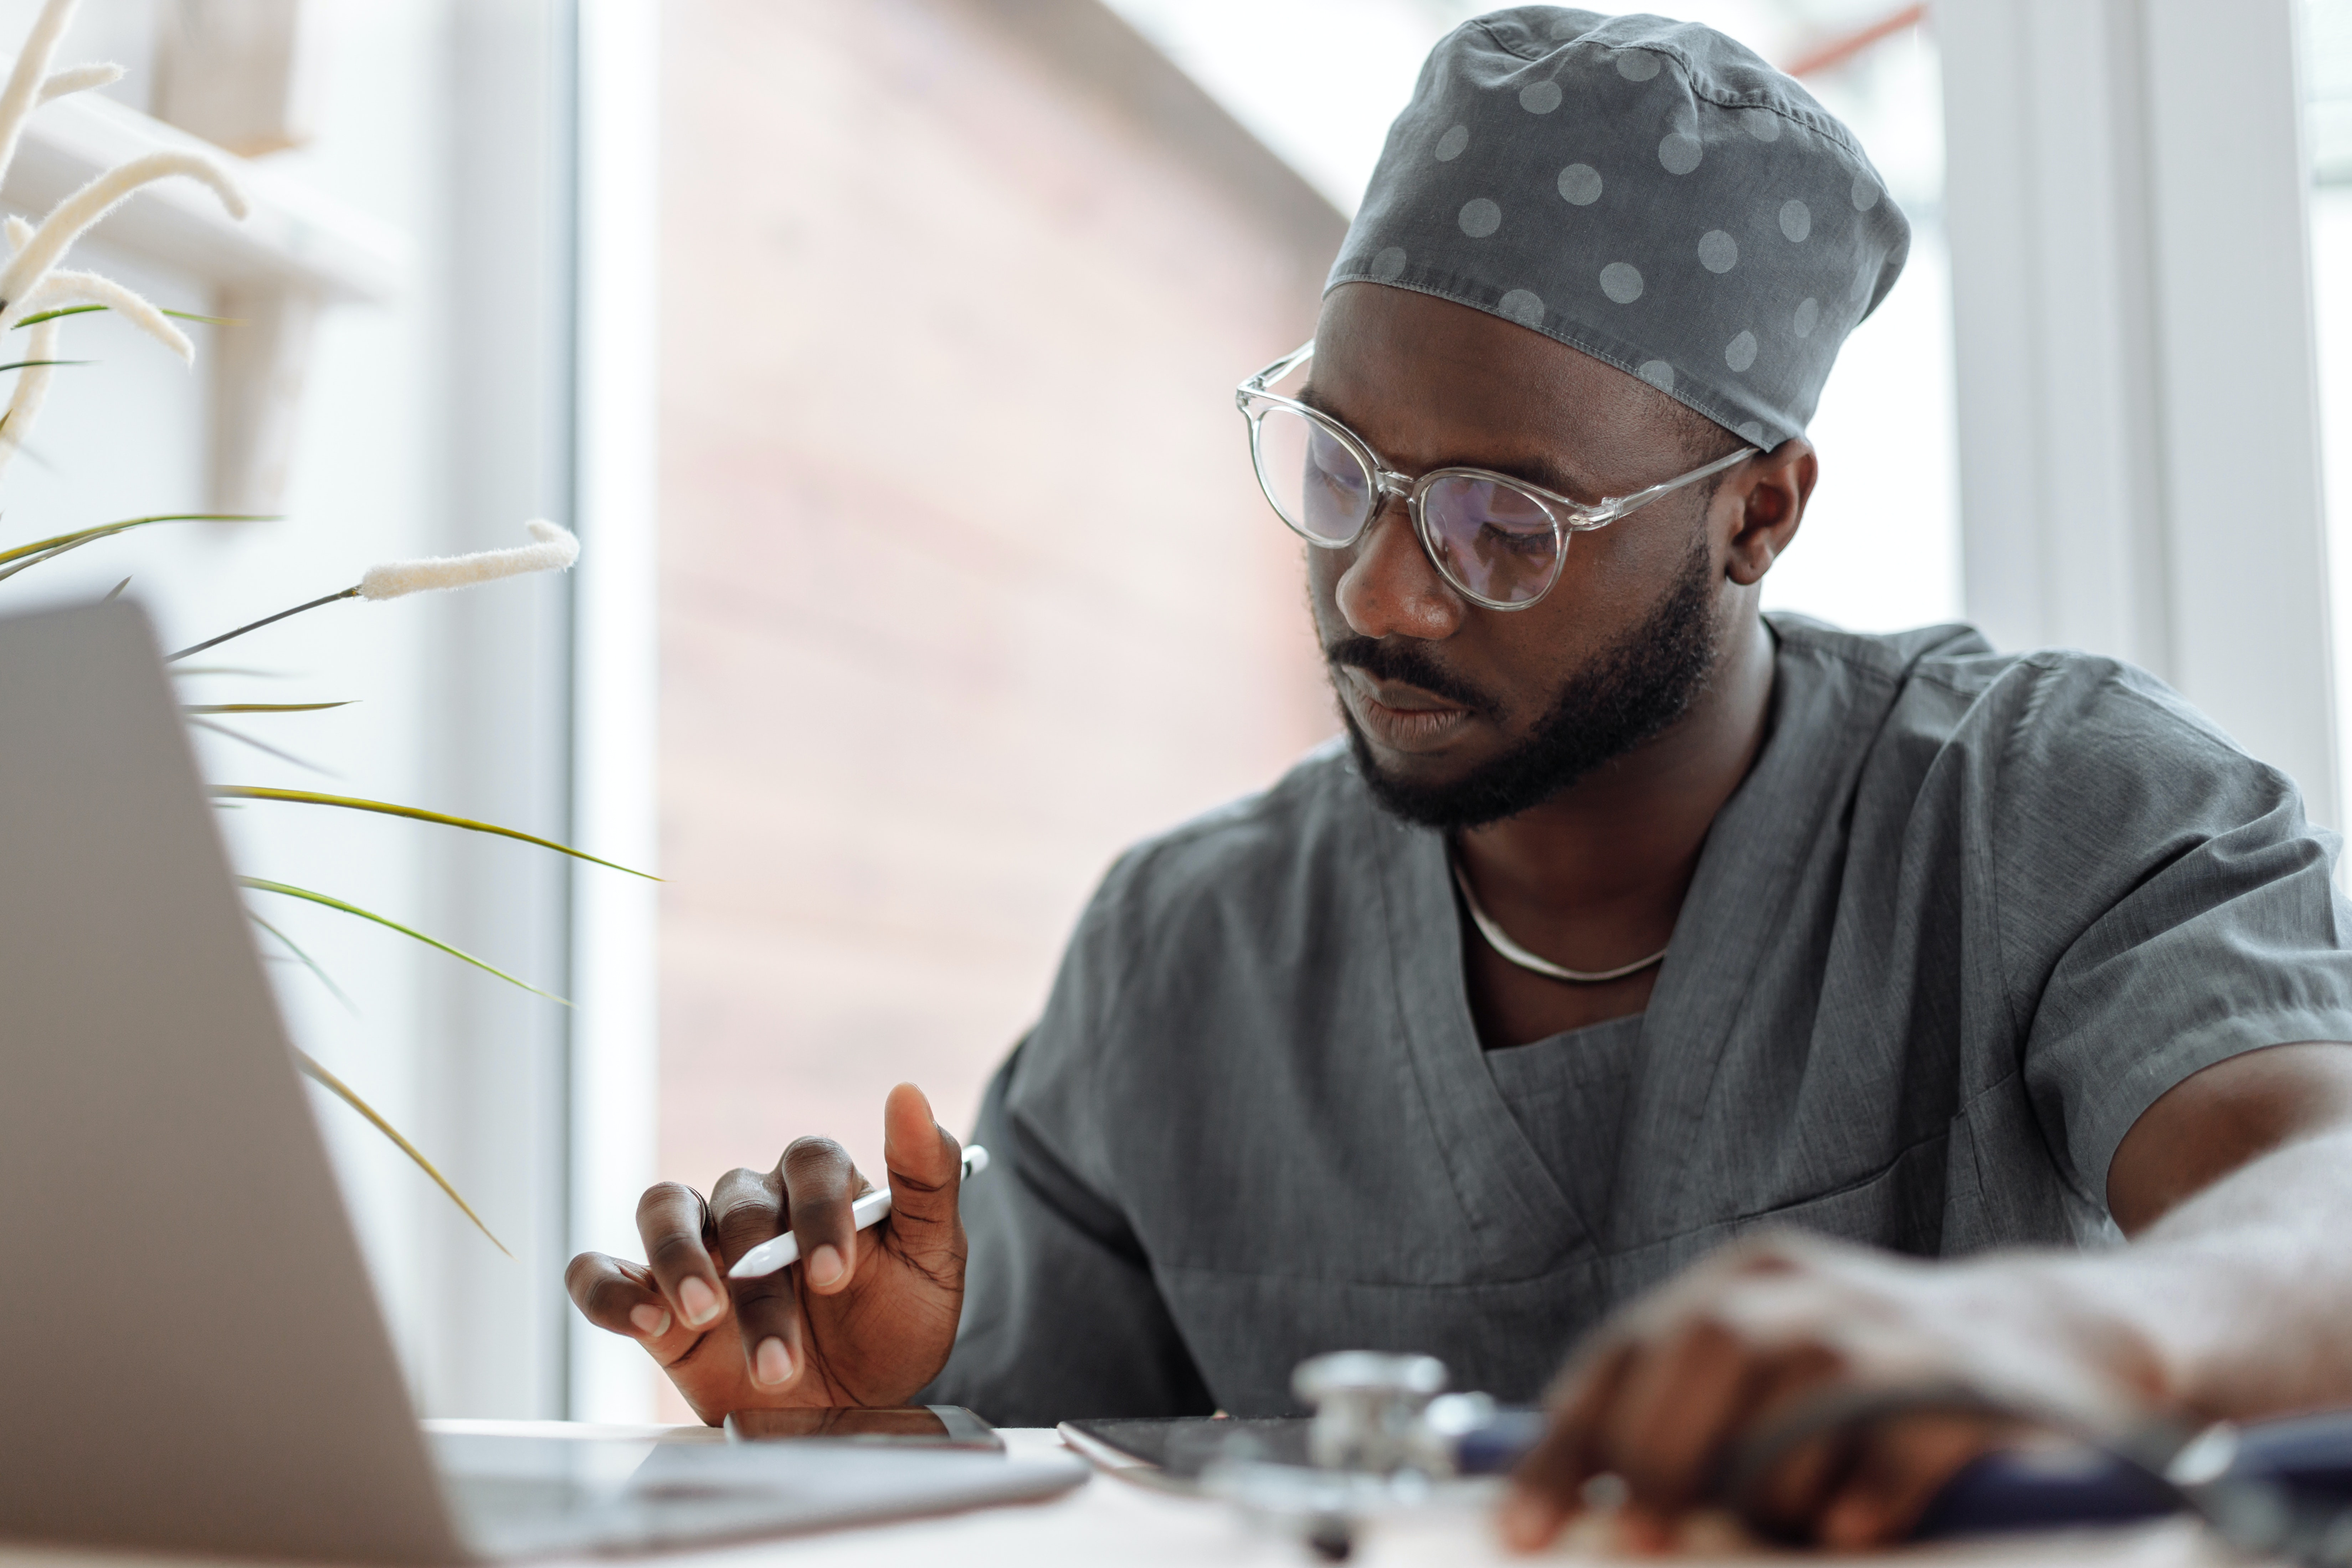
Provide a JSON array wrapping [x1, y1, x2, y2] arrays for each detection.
[[1448, 853, 1670, 985]]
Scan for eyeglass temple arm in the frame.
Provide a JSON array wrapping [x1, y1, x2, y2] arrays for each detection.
[[1580, 443, 1760, 526], [1237, 341, 1317, 405], [1234, 343, 1760, 520]]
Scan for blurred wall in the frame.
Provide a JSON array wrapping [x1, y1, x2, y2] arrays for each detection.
[[657, 0, 1340, 1230]]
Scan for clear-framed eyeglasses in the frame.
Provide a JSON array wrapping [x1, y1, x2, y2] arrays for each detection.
[[1235, 341, 1757, 611]]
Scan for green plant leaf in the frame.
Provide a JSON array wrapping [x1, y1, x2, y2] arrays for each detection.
[[0, 534, 98, 582], [215, 786, 658, 879], [248, 911, 356, 1012], [0, 358, 88, 372], [293, 1048, 509, 1255], [241, 876, 571, 1005], [184, 701, 354, 714], [0, 511, 274, 570], [14, 304, 104, 327], [14, 304, 232, 328]]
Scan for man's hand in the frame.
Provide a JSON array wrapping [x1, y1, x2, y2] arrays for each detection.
[[1499, 1233, 2156, 1553], [1503, 1044, 2352, 1553], [565, 1083, 967, 1424]]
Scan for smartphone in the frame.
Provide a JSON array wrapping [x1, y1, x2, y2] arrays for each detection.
[[723, 1405, 1003, 1452]]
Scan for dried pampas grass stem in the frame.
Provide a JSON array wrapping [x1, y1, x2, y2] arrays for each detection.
[[359, 519, 579, 600], [164, 520, 582, 662]]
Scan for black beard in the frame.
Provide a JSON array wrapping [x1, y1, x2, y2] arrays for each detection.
[[1329, 539, 1721, 831]]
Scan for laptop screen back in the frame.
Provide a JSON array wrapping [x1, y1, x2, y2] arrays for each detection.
[[0, 603, 468, 1564]]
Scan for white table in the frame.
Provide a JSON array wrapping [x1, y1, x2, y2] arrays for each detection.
[[0, 1424, 2250, 1568], [697, 1430, 2235, 1568]]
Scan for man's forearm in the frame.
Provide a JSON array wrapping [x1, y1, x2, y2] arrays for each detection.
[[2071, 1124, 2352, 1423], [1501, 1054, 2352, 1551]]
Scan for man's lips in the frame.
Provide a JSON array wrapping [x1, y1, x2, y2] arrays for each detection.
[[1340, 664, 1477, 751], [1344, 666, 1461, 712]]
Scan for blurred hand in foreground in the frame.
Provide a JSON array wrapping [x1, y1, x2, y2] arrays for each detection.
[[1498, 1232, 2142, 1551], [1504, 1043, 2352, 1551]]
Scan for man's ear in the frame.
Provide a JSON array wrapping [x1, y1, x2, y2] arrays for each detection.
[[1720, 438, 1816, 586]]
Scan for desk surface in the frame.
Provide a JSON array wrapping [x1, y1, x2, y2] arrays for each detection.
[[0, 1424, 2248, 1568]]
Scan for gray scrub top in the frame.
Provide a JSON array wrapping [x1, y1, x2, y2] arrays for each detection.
[[925, 615, 2352, 1426]]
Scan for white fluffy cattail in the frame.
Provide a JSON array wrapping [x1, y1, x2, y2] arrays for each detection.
[[0, 312, 59, 480], [30, 265, 194, 360], [359, 520, 581, 601], [0, 219, 192, 481], [167, 522, 586, 663], [0, 151, 246, 335], [0, 0, 82, 191], [0, 0, 228, 475], [38, 62, 120, 103]]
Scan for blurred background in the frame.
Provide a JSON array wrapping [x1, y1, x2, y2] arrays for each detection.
[[0, 0, 2341, 1422]]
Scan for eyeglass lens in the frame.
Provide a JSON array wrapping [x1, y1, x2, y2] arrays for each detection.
[[1253, 404, 1372, 543], [1419, 473, 1558, 605], [1250, 403, 1562, 605]]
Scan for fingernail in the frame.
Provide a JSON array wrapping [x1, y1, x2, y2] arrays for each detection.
[[753, 1337, 792, 1387], [678, 1275, 723, 1326], [807, 1244, 843, 1289], [1498, 1490, 1558, 1551], [628, 1303, 671, 1337]]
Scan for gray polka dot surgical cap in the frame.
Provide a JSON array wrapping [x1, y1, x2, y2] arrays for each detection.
[[1328, 7, 1910, 449]]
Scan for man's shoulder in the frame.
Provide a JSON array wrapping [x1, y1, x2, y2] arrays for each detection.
[[1761, 618, 2306, 905], [1768, 611, 2059, 709], [1767, 611, 1997, 685], [1766, 612, 2244, 762], [1087, 737, 1380, 933], [1119, 735, 1372, 873]]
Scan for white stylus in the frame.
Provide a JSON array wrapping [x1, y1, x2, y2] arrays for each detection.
[[727, 1145, 989, 1280]]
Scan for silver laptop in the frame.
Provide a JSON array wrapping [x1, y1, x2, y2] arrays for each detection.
[[0, 602, 1084, 1562]]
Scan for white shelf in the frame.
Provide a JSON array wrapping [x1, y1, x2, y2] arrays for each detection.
[[0, 72, 414, 511], [0, 79, 408, 303]]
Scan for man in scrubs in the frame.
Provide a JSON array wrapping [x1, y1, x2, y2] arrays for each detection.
[[569, 7, 2352, 1547]]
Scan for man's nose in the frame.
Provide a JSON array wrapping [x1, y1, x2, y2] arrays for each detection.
[[1334, 499, 1465, 642]]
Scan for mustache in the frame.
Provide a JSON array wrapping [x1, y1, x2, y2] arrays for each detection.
[[1323, 636, 1501, 720]]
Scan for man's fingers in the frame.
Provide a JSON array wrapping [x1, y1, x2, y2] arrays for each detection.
[[566, 1253, 711, 1369], [637, 1181, 729, 1331], [1743, 1425, 1863, 1541], [778, 1137, 863, 1296], [1502, 1341, 1634, 1552], [1601, 1318, 1771, 1510], [878, 1082, 963, 1266], [566, 1251, 675, 1341], [1818, 1417, 2009, 1549], [709, 1165, 786, 1269], [710, 1161, 820, 1388], [727, 1262, 808, 1392]]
